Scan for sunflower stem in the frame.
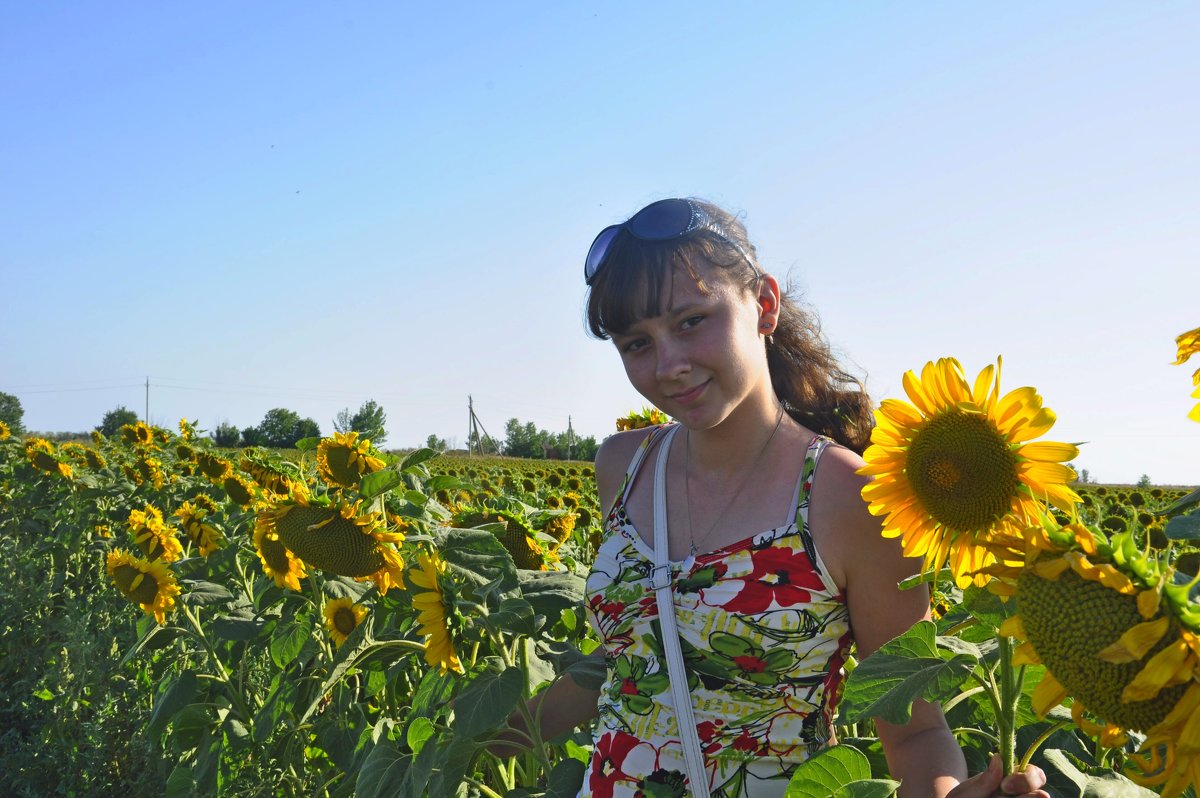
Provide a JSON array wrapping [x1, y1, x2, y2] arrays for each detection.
[[940, 684, 987, 715], [1019, 719, 1070, 770], [951, 726, 1001, 747], [463, 775, 506, 798], [181, 602, 254, 724], [996, 635, 1018, 777]]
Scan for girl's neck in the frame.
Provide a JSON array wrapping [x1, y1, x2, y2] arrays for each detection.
[[684, 393, 792, 477]]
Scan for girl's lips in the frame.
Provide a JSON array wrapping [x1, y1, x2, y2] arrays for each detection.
[[670, 380, 708, 406]]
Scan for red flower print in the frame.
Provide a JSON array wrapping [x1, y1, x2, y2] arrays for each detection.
[[720, 546, 826, 614], [696, 719, 725, 754], [732, 654, 768, 673], [731, 730, 764, 754], [589, 731, 642, 798]]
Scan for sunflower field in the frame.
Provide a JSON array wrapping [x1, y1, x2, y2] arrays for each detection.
[[0, 327, 1197, 798]]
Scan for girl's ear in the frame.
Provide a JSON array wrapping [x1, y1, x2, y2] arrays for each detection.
[[756, 275, 782, 334]]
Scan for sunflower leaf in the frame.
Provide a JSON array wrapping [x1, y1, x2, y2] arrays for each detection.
[[148, 669, 198, 736], [785, 745, 898, 798], [294, 436, 320, 452], [355, 738, 409, 798], [270, 613, 314, 668], [451, 666, 524, 739], [1040, 748, 1158, 797], [179, 580, 234, 606], [438, 527, 520, 597], [361, 470, 403, 499], [1164, 512, 1200, 541], [426, 735, 480, 798], [837, 621, 978, 724], [1163, 487, 1200, 519], [518, 570, 585, 620], [400, 447, 438, 471], [545, 758, 587, 798]]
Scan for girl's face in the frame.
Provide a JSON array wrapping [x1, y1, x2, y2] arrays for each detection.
[[610, 262, 777, 429]]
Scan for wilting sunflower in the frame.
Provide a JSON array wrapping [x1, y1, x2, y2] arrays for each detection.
[[323, 597, 369, 647], [1173, 325, 1200, 423], [858, 357, 1081, 587], [316, 431, 387, 489], [453, 504, 548, 570], [240, 457, 304, 497], [84, 447, 107, 470], [0, 420, 10, 440], [24, 438, 72, 479], [252, 514, 308, 591], [407, 550, 464, 673], [986, 518, 1200, 798], [135, 456, 166, 489], [106, 549, 181, 624], [90, 430, 103, 445], [255, 493, 405, 594], [174, 501, 225, 556], [127, 504, 183, 563], [191, 493, 220, 514]]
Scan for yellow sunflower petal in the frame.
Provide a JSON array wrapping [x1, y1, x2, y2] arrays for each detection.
[[1098, 616, 1170, 663], [1122, 640, 1191, 703], [1031, 670, 1068, 718]]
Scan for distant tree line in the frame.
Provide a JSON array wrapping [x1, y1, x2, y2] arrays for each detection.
[[501, 418, 598, 462]]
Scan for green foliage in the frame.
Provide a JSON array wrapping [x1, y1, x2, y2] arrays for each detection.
[[211, 421, 240, 447], [253, 407, 320, 448], [97, 405, 139, 436], [335, 399, 388, 446], [0, 391, 25, 435]]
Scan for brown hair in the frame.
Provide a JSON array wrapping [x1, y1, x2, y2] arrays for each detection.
[[585, 198, 875, 453]]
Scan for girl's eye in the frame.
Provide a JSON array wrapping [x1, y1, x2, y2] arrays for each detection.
[[622, 338, 649, 354], [681, 315, 704, 329]]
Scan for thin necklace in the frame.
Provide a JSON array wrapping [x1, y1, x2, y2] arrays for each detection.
[[682, 403, 786, 570]]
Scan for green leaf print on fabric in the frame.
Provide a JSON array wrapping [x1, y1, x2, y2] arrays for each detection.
[[638, 769, 688, 798], [707, 632, 800, 686], [608, 655, 670, 715]]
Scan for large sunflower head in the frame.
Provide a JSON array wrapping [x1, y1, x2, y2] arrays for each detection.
[[987, 519, 1200, 798], [24, 437, 73, 479], [858, 357, 1081, 587], [316, 431, 387, 489], [239, 456, 305, 497], [120, 422, 156, 448], [84, 447, 107, 471], [452, 502, 548, 570], [223, 473, 256, 507], [195, 452, 233, 484], [106, 549, 181, 624], [1173, 325, 1200, 423], [127, 504, 183, 562], [323, 597, 369, 648], [255, 493, 405, 594], [252, 513, 308, 591], [406, 549, 464, 674]]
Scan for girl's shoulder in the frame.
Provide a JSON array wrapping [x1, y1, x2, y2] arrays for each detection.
[[805, 440, 880, 591], [594, 424, 670, 511]]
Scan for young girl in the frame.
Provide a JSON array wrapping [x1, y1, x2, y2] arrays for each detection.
[[510, 198, 1048, 798]]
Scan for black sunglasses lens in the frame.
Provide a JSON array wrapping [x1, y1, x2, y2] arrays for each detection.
[[627, 198, 697, 240], [584, 225, 621, 283]]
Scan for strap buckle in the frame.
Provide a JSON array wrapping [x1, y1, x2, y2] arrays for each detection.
[[649, 563, 673, 590]]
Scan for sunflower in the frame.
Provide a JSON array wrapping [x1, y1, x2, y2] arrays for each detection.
[[106, 550, 181, 624], [252, 514, 308, 591], [985, 518, 1200, 798], [1173, 325, 1200, 423], [453, 504, 547, 569], [24, 438, 72, 479], [178, 418, 197, 442], [191, 493, 220, 514], [407, 550, 464, 673], [323, 597, 369, 647], [195, 452, 233, 484], [223, 473, 256, 507], [0, 420, 11, 440], [240, 457, 304, 497], [127, 504, 183, 562], [120, 422, 155, 447], [135, 456, 165, 489], [90, 430, 103, 445], [858, 357, 1080, 587], [316, 431, 387, 489], [84, 447, 107, 470], [174, 501, 225, 556], [616, 406, 670, 431], [255, 493, 405, 594]]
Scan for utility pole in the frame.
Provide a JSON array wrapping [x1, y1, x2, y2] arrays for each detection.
[[466, 395, 497, 456], [567, 415, 574, 461], [145, 376, 150, 423]]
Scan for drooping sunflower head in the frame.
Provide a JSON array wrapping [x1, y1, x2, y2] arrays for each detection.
[[1173, 325, 1200, 423], [223, 473, 256, 507], [406, 549, 464, 674], [453, 503, 547, 570], [0, 421, 10, 440], [120, 422, 155, 447], [252, 511, 308, 591], [239, 456, 305, 497], [858, 357, 1081, 587], [84, 447, 107, 471], [988, 519, 1200, 798], [127, 504, 183, 562], [24, 437, 73, 479], [135, 456, 166, 489], [106, 549, 181, 624], [174, 501, 225, 556], [195, 452, 233, 484], [255, 494, 405, 593], [316, 431, 387, 489], [323, 597, 369, 648]]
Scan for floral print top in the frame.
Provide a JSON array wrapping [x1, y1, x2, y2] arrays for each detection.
[[580, 425, 854, 798]]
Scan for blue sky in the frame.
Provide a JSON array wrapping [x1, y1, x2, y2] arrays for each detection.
[[2, 2, 1197, 484]]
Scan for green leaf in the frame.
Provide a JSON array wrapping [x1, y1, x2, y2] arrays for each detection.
[[452, 666, 524, 739], [294, 436, 320, 452], [546, 758, 587, 798], [519, 570, 585, 619], [148, 670, 199, 736], [427, 475, 466, 492], [410, 667, 454, 717], [562, 651, 607, 691], [32, 688, 53, 700], [785, 745, 884, 798], [1040, 749, 1158, 797], [834, 781, 901, 798], [270, 613, 313, 669], [962, 584, 1017, 630], [487, 597, 537, 636], [838, 621, 978, 724], [1164, 486, 1200, 519], [406, 717, 435, 754], [438, 527, 520, 596], [356, 739, 409, 798], [426, 736, 479, 798], [897, 568, 953, 590], [179, 580, 234, 606], [164, 765, 194, 798], [1165, 512, 1200, 541], [361, 470, 403, 499], [401, 447, 438, 471], [210, 615, 267, 641], [404, 489, 429, 507]]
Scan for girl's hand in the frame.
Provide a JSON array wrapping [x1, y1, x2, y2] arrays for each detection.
[[947, 755, 1050, 798]]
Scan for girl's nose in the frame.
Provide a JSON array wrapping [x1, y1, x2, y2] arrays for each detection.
[[655, 339, 690, 382]]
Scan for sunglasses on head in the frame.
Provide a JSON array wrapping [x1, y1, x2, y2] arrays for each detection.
[[583, 198, 760, 285]]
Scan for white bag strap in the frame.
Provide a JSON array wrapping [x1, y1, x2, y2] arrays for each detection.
[[649, 425, 711, 798]]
